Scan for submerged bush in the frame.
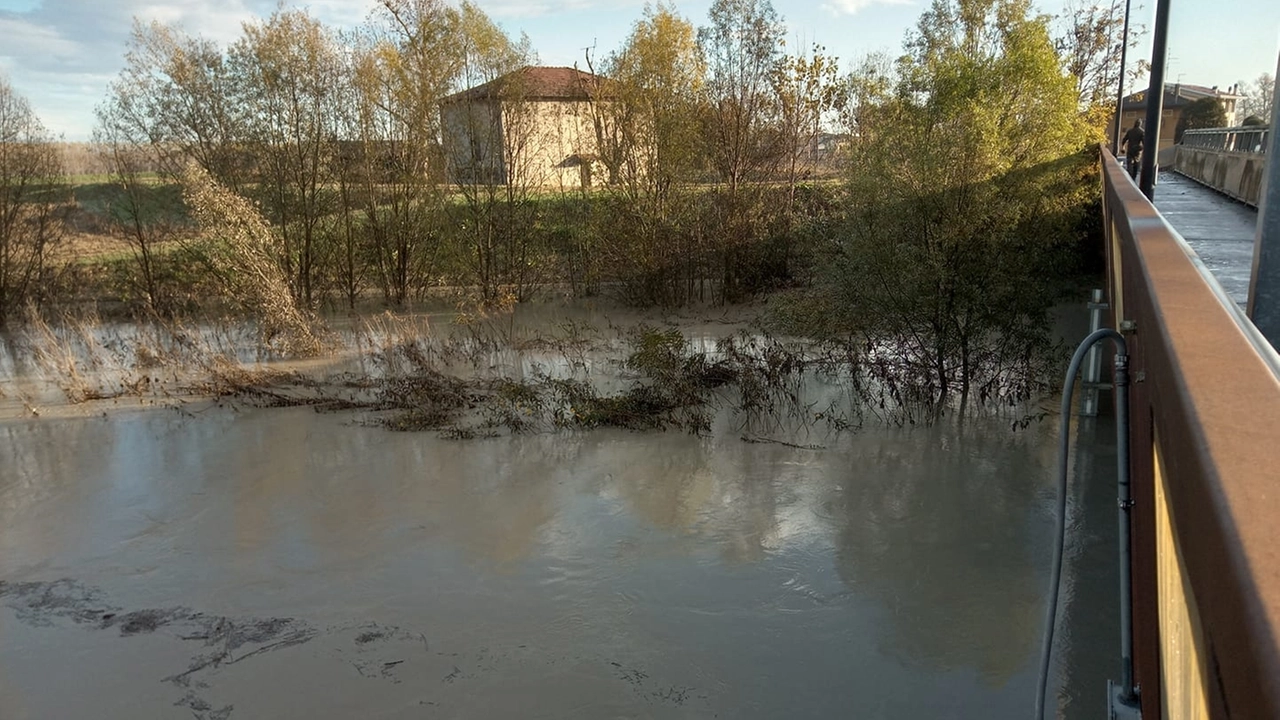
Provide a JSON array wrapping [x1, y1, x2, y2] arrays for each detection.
[[181, 166, 324, 357]]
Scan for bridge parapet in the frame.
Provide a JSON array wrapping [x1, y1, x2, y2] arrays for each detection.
[[1182, 126, 1270, 154], [1101, 147, 1280, 719], [1172, 127, 1270, 206]]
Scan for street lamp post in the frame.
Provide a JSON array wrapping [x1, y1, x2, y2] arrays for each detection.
[[1112, 0, 1133, 157], [1138, 0, 1172, 199]]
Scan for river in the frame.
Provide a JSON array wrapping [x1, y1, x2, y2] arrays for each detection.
[[0, 310, 1119, 719]]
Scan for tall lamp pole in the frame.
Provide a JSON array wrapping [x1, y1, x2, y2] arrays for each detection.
[[1138, 0, 1172, 199], [1112, 0, 1134, 156]]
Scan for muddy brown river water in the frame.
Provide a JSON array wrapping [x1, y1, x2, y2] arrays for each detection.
[[0, 394, 1120, 719]]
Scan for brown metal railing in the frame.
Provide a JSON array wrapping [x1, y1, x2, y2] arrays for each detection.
[[1101, 146, 1280, 719]]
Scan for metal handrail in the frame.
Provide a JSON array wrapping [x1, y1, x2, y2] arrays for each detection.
[[1100, 146, 1280, 718], [1180, 125, 1270, 154]]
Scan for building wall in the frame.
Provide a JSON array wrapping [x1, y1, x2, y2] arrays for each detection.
[[1113, 108, 1181, 149], [1111, 98, 1241, 150], [442, 98, 608, 189], [502, 99, 603, 190], [1221, 98, 1239, 126], [441, 99, 505, 185]]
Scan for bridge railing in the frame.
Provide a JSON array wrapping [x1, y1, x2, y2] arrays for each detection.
[[1100, 147, 1280, 719], [1172, 128, 1269, 206], [1181, 125, 1270, 154]]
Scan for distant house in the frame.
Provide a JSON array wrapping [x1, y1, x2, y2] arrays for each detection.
[[1112, 83, 1245, 147], [439, 66, 613, 190], [806, 132, 851, 164]]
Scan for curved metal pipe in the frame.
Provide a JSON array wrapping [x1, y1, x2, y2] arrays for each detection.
[[1035, 328, 1133, 718]]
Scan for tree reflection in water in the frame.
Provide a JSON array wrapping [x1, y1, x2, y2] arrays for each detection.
[[831, 417, 1051, 684]]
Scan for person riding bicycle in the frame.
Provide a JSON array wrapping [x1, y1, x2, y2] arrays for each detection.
[[1122, 119, 1144, 179]]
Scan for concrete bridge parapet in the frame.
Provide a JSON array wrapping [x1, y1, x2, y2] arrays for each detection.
[[1171, 132, 1269, 207]]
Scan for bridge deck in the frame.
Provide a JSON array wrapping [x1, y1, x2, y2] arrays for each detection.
[[1152, 171, 1259, 307]]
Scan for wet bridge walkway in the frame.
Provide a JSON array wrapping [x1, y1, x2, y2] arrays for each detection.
[[1152, 171, 1259, 307]]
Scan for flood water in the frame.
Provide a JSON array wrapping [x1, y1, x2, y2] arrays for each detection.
[[0, 395, 1120, 718]]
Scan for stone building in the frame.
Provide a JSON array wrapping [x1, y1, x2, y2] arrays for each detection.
[[440, 66, 611, 190]]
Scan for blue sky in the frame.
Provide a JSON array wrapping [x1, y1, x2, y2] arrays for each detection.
[[0, 0, 1277, 140]]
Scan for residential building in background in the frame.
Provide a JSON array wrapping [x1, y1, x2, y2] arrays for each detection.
[[440, 66, 611, 190], [1111, 82, 1245, 148]]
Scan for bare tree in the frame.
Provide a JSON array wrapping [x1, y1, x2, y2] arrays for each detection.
[[698, 0, 789, 301], [771, 43, 840, 213], [109, 21, 247, 187], [698, 0, 785, 193], [0, 74, 65, 325], [231, 9, 344, 307], [351, 0, 460, 307], [327, 43, 368, 311], [1054, 0, 1149, 130], [1239, 72, 1275, 123], [92, 105, 177, 313]]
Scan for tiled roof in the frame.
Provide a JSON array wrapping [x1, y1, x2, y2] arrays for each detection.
[[441, 66, 610, 104], [1176, 83, 1244, 99]]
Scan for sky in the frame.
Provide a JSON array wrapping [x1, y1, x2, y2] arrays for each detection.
[[1, 0, 1278, 140]]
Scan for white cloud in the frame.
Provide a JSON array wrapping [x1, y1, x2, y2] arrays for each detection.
[[0, 16, 85, 69], [822, 0, 912, 15]]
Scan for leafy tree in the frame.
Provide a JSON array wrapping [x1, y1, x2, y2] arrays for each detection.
[[0, 73, 65, 325], [230, 9, 344, 307], [597, 3, 705, 199], [1175, 96, 1228, 143], [591, 3, 709, 304], [808, 0, 1089, 411]]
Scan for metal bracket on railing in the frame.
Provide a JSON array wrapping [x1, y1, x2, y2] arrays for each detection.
[[1109, 680, 1142, 719], [1120, 320, 1138, 334]]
